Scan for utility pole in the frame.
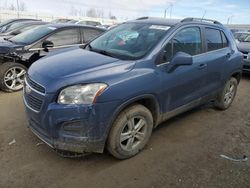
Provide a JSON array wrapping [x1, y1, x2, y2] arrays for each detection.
[[170, 3, 173, 19], [202, 10, 206, 20], [16, 0, 20, 18], [164, 9, 166, 18]]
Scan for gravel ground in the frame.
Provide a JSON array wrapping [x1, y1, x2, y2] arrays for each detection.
[[0, 75, 250, 188]]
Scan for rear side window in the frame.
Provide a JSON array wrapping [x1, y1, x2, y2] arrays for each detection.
[[83, 28, 103, 43], [46, 28, 81, 46], [221, 32, 229, 47], [205, 28, 223, 51]]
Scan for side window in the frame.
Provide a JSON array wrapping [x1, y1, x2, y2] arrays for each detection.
[[173, 27, 202, 56], [205, 28, 223, 51], [46, 29, 81, 47], [83, 29, 103, 43], [221, 32, 229, 48], [160, 27, 202, 64]]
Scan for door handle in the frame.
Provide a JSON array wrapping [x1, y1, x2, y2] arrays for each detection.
[[198, 63, 207, 70]]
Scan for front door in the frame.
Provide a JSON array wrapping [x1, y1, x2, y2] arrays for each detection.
[[156, 26, 207, 113]]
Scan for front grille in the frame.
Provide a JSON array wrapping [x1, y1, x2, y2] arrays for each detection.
[[26, 76, 46, 94], [25, 93, 43, 111]]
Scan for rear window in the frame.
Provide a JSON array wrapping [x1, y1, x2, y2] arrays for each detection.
[[11, 26, 56, 44], [205, 28, 223, 51]]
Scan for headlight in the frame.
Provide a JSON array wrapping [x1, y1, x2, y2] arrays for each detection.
[[58, 83, 108, 105]]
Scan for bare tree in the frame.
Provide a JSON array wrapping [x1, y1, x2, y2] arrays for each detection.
[[86, 8, 97, 18], [70, 6, 78, 16], [9, 4, 16, 11], [109, 11, 117, 20], [19, 2, 27, 11]]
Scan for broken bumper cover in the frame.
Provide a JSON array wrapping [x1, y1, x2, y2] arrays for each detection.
[[24, 100, 120, 154]]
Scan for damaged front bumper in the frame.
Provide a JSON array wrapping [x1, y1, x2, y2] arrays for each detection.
[[23, 88, 120, 154]]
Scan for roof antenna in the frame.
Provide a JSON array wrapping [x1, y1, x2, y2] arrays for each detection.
[[202, 10, 207, 21]]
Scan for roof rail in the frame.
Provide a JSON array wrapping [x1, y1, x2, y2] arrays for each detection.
[[181, 17, 222, 25], [136, 17, 149, 20]]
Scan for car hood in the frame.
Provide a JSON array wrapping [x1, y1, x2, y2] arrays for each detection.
[[237, 42, 250, 53], [28, 47, 136, 93], [0, 39, 24, 54]]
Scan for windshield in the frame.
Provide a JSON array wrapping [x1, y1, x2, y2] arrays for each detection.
[[243, 35, 250, 42], [89, 23, 170, 60], [236, 33, 250, 42], [11, 25, 56, 44], [4, 22, 26, 33], [0, 19, 13, 28]]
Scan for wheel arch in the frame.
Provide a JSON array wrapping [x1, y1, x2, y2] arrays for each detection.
[[104, 94, 161, 140], [231, 70, 242, 84]]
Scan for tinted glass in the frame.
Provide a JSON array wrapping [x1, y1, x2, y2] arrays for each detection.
[[83, 28, 103, 42], [4, 22, 25, 33], [221, 32, 229, 47], [244, 35, 250, 42], [18, 24, 42, 33], [11, 25, 56, 44], [173, 27, 202, 56], [89, 23, 170, 60], [159, 27, 202, 65], [205, 28, 223, 51], [46, 28, 80, 46]]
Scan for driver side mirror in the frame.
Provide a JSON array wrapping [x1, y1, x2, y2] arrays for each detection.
[[167, 52, 193, 73], [42, 40, 54, 52]]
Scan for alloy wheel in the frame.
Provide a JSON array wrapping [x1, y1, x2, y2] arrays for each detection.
[[224, 81, 236, 106], [120, 116, 147, 151], [4, 66, 26, 91]]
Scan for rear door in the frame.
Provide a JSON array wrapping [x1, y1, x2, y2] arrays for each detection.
[[201, 27, 231, 94], [36, 27, 81, 57]]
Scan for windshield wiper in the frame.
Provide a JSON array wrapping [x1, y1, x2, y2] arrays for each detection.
[[4, 38, 13, 43], [95, 49, 116, 58]]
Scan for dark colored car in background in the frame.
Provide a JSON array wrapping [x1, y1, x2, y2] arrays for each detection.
[[24, 17, 242, 159], [0, 18, 39, 33], [0, 21, 48, 39], [237, 35, 250, 73], [0, 24, 105, 92], [76, 20, 102, 27], [51, 19, 74, 23]]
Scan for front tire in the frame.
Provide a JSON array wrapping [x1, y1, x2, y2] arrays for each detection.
[[107, 104, 153, 159], [0, 62, 27, 92], [214, 77, 238, 110]]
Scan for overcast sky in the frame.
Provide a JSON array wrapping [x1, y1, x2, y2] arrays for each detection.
[[1, 0, 249, 24]]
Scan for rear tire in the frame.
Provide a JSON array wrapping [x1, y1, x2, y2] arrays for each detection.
[[214, 77, 238, 110], [0, 62, 27, 92], [107, 104, 153, 159]]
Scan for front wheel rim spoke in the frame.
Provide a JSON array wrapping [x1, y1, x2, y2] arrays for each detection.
[[4, 76, 13, 82], [17, 70, 26, 78], [10, 79, 17, 88], [120, 132, 131, 142], [135, 119, 145, 132], [127, 118, 134, 131], [135, 132, 144, 141], [126, 137, 134, 150]]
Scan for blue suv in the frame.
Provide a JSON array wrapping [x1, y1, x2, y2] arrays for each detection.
[[23, 17, 243, 159]]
